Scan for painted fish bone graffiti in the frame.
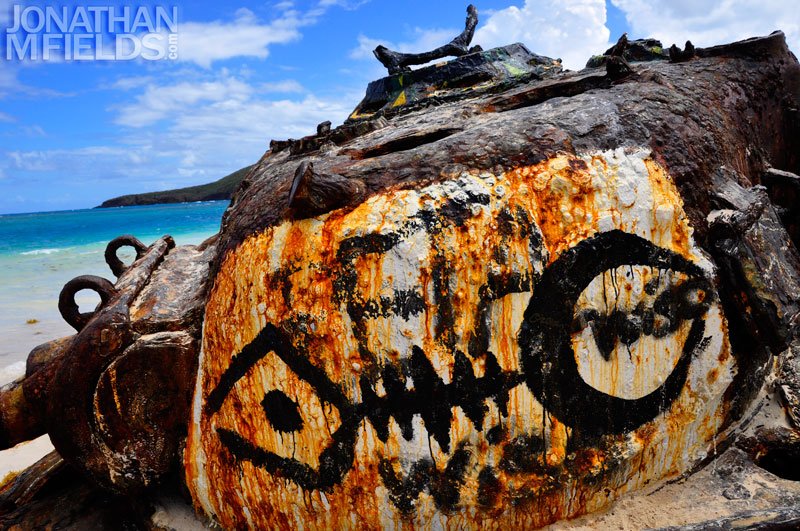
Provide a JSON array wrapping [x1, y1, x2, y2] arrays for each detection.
[[186, 148, 733, 528]]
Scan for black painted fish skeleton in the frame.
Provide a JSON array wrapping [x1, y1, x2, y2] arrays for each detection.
[[187, 147, 729, 528]]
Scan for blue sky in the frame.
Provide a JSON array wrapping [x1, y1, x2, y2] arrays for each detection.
[[0, 0, 797, 214]]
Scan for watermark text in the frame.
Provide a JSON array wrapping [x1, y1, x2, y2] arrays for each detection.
[[4, 5, 179, 61]]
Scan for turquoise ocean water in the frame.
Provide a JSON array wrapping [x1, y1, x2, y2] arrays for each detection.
[[0, 201, 228, 382]]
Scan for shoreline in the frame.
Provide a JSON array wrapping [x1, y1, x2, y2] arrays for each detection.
[[1, 198, 229, 219], [0, 204, 225, 487], [0, 221, 223, 367]]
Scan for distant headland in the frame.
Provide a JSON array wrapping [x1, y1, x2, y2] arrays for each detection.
[[96, 165, 252, 208]]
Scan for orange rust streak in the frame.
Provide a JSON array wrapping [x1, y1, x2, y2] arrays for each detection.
[[509, 156, 598, 262], [187, 154, 736, 530]]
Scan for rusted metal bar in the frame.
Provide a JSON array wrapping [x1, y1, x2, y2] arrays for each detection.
[[46, 237, 177, 491], [288, 161, 365, 217], [373, 5, 480, 75], [0, 337, 72, 450]]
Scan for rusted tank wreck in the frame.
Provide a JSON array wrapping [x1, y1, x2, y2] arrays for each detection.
[[1, 7, 800, 529]]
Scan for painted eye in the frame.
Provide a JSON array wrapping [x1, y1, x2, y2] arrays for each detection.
[[206, 325, 357, 491], [520, 230, 715, 438]]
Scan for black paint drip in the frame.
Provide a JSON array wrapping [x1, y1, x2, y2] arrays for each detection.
[[379, 443, 473, 513], [576, 277, 711, 361]]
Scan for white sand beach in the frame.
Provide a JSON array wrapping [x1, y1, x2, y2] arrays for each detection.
[[0, 435, 54, 484]]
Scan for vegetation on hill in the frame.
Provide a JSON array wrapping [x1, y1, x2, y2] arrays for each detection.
[[97, 165, 253, 208]]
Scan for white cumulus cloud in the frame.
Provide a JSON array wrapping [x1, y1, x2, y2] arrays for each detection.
[[8, 146, 134, 173], [103, 72, 356, 191], [260, 79, 306, 93], [318, 0, 371, 9], [115, 76, 254, 127], [612, 0, 799, 53], [176, 1, 370, 68], [176, 10, 304, 68], [110, 76, 155, 91], [476, 0, 611, 70]]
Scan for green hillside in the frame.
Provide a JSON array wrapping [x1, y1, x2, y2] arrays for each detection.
[[97, 165, 253, 208]]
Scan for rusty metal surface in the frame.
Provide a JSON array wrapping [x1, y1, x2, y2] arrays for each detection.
[[129, 243, 217, 336], [187, 149, 736, 528], [0, 235, 216, 495], [373, 5, 479, 76], [46, 237, 175, 490], [92, 331, 198, 489], [179, 31, 800, 529], [214, 33, 798, 269], [0, 30, 798, 530]]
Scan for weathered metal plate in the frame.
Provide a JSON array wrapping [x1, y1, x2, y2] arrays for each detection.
[[186, 147, 734, 528]]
